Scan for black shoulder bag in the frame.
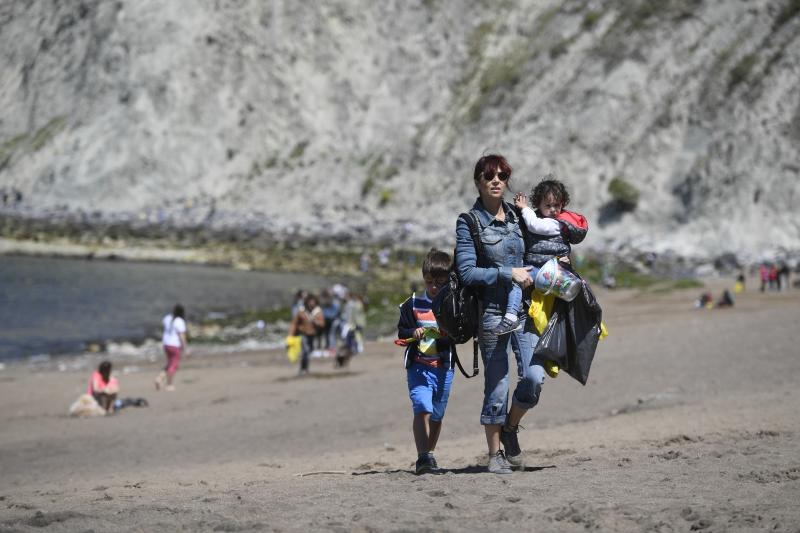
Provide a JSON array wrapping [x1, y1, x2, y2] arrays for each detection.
[[432, 211, 483, 378]]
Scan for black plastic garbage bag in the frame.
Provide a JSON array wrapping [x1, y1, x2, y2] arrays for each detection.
[[532, 281, 602, 386], [532, 299, 569, 366], [564, 281, 603, 385]]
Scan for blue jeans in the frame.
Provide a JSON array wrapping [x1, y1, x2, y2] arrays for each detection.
[[506, 283, 522, 317], [454, 201, 544, 425], [299, 334, 315, 372], [479, 312, 545, 425]]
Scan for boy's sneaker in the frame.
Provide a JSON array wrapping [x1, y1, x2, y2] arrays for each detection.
[[487, 450, 513, 474], [429, 454, 446, 474], [491, 317, 523, 336], [500, 424, 524, 469], [415, 452, 443, 475]]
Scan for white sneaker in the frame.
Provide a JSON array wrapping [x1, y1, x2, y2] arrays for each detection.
[[487, 450, 513, 474]]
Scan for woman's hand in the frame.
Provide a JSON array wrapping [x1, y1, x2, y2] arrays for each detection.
[[413, 327, 426, 340], [511, 267, 533, 288]]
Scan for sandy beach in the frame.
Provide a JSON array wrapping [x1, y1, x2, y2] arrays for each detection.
[[1, 282, 799, 532]]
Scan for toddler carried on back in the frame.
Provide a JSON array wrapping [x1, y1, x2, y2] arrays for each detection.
[[491, 175, 588, 336]]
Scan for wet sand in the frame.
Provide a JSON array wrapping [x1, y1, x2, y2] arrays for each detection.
[[1, 282, 799, 532]]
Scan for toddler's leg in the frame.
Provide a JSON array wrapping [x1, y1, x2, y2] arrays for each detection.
[[505, 283, 522, 322]]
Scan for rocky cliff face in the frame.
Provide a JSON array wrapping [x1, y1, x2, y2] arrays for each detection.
[[1, 0, 799, 260]]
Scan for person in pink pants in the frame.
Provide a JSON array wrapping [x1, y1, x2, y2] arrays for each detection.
[[155, 304, 188, 392]]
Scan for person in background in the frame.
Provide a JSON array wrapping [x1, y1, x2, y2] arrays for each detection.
[[320, 289, 341, 354], [288, 294, 325, 375], [768, 263, 779, 291], [360, 251, 370, 273], [734, 271, 746, 293], [716, 289, 735, 307], [291, 290, 308, 319], [337, 292, 366, 367], [89, 361, 119, 413], [778, 263, 790, 291], [378, 247, 391, 268], [155, 304, 188, 392]]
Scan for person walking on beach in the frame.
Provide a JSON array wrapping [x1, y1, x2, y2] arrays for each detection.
[[291, 290, 308, 319], [769, 263, 779, 291], [288, 294, 325, 375], [777, 262, 790, 291], [336, 292, 366, 367], [759, 263, 769, 292], [455, 154, 543, 474], [320, 289, 340, 354], [155, 304, 188, 392], [397, 249, 455, 474]]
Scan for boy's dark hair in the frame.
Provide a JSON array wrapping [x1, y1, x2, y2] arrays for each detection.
[[422, 248, 452, 277], [531, 174, 570, 208]]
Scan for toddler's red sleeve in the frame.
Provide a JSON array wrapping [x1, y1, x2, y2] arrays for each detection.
[[556, 210, 588, 244]]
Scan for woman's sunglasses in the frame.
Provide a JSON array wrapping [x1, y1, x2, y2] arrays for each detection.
[[482, 171, 510, 182]]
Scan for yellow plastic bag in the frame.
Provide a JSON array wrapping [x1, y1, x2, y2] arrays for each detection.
[[600, 321, 609, 339], [528, 292, 556, 335], [286, 336, 302, 363]]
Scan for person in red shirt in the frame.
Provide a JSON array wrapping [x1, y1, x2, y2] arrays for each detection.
[[769, 263, 779, 291]]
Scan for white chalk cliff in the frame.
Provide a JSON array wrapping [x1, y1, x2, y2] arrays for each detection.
[[1, 0, 799, 260]]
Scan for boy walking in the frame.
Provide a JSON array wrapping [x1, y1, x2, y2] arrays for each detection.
[[397, 249, 455, 475]]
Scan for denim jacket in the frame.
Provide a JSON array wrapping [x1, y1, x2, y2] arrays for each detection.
[[455, 198, 525, 314]]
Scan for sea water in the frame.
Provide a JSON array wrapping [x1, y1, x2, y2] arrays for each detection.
[[0, 255, 327, 362]]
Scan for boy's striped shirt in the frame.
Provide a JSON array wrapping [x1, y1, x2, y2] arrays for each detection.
[[412, 292, 442, 368]]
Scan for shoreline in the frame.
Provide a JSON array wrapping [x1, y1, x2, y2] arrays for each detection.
[[0, 249, 328, 365], [0, 236, 428, 353], [1, 235, 780, 369]]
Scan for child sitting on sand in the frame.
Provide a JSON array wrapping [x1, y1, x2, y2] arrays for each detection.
[[491, 176, 588, 336], [396, 249, 455, 475], [88, 361, 119, 413]]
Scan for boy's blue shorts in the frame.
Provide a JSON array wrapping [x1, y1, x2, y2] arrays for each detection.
[[407, 363, 454, 422]]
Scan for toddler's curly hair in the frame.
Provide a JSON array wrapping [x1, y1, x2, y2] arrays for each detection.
[[530, 174, 570, 208]]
